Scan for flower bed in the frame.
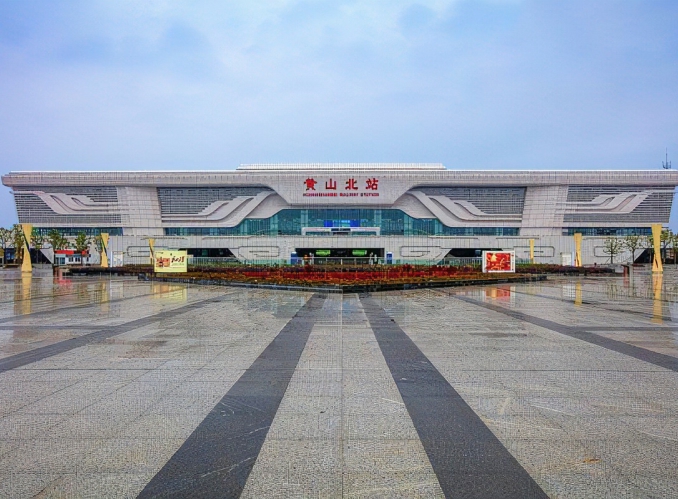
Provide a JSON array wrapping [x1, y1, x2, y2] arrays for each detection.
[[232, 263, 482, 284], [75, 262, 614, 286], [69, 263, 554, 291], [108, 263, 545, 288], [515, 264, 615, 275]]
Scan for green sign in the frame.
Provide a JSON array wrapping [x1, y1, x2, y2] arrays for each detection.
[[352, 249, 367, 257], [315, 249, 331, 257]]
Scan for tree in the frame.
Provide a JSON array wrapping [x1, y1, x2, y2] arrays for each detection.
[[659, 229, 673, 263], [623, 234, 643, 264], [30, 228, 45, 250], [673, 232, 678, 265], [602, 237, 624, 264], [46, 229, 69, 252], [46, 229, 69, 266], [0, 227, 11, 266], [74, 232, 90, 254], [92, 235, 104, 262], [11, 224, 25, 265], [30, 228, 45, 263], [643, 234, 657, 266]]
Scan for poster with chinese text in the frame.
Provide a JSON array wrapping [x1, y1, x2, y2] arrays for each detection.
[[482, 251, 515, 273], [154, 250, 188, 273]]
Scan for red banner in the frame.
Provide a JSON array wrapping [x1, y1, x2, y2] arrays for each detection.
[[482, 251, 515, 273]]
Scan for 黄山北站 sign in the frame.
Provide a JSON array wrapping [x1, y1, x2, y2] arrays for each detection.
[[302, 177, 380, 198]]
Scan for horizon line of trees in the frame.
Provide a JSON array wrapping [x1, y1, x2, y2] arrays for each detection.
[[602, 229, 677, 264], [1, 224, 676, 267], [0, 226, 104, 266]]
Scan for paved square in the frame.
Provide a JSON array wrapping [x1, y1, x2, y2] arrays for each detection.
[[1, 268, 677, 498]]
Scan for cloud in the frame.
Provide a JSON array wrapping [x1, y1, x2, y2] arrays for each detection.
[[1, 0, 678, 229]]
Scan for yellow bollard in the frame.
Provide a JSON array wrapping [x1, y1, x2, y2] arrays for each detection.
[[573, 233, 582, 267], [100, 233, 109, 268], [20, 224, 33, 273], [148, 238, 155, 266], [652, 273, 663, 323], [651, 224, 663, 273]]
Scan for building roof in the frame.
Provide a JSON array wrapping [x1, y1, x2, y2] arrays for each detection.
[[3, 168, 678, 189], [237, 163, 446, 171]]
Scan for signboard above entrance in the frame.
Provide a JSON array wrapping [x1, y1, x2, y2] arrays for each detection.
[[302, 176, 380, 199]]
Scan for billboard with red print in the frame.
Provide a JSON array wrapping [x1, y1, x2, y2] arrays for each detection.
[[482, 251, 515, 273]]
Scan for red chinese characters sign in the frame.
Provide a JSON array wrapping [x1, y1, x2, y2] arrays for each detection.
[[303, 177, 380, 198], [482, 251, 515, 273]]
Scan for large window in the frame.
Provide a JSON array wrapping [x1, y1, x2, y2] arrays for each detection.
[[563, 227, 652, 236], [33, 227, 123, 236], [164, 209, 520, 237], [439, 227, 520, 236]]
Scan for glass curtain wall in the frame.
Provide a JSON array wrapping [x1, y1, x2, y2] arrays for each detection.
[[164, 209, 520, 237], [563, 227, 652, 236]]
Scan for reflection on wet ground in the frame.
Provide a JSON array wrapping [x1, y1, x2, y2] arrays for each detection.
[[0, 267, 677, 498]]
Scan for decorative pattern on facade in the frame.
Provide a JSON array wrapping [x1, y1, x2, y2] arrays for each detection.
[[393, 190, 523, 226], [564, 186, 673, 224], [13, 187, 121, 225], [162, 192, 274, 226], [414, 191, 521, 222], [17, 191, 119, 215], [157, 187, 272, 215]]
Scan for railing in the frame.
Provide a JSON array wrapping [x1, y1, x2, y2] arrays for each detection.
[[117, 254, 534, 268], [440, 257, 482, 268], [188, 257, 241, 268]]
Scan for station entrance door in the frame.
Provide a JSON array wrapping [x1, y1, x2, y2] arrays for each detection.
[[294, 248, 384, 265]]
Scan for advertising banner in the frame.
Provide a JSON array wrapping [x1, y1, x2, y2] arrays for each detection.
[[482, 251, 515, 273], [154, 250, 188, 273]]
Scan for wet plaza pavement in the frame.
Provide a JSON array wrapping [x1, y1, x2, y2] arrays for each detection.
[[1, 268, 678, 498]]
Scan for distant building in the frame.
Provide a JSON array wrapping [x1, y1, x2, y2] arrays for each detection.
[[53, 249, 89, 266], [2, 164, 677, 265]]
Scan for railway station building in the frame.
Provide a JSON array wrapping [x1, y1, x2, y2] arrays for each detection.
[[3, 163, 677, 265]]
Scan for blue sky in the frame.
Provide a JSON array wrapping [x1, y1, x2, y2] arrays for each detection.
[[1, 0, 677, 228]]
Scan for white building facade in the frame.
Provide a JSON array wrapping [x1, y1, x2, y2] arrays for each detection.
[[3, 163, 677, 265]]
